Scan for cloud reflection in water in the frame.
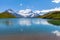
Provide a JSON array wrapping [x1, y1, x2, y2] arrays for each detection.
[[52, 30, 60, 36], [18, 19, 51, 26], [19, 19, 31, 26]]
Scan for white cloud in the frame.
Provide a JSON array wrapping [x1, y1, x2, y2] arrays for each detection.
[[52, 30, 60, 36], [32, 7, 60, 15], [52, 0, 60, 3], [36, 7, 60, 15], [40, 7, 60, 13]]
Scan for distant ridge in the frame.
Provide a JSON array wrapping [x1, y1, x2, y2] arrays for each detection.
[[37, 11, 60, 19]]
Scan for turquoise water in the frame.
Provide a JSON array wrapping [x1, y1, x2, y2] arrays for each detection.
[[0, 18, 60, 36]]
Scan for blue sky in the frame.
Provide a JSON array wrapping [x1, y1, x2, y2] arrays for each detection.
[[0, 0, 60, 12]]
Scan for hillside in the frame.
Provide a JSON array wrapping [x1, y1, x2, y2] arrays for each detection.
[[37, 11, 60, 19], [0, 11, 16, 18]]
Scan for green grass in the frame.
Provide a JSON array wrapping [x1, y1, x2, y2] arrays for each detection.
[[37, 11, 60, 19], [0, 12, 16, 18], [48, 20, 60, 26]]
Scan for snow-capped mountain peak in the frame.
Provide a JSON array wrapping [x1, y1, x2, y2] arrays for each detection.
[[18, 9, 33, 17], [5, 9, 23, 17], [18, 9, 41, 17], [6, 9, 15, 13]]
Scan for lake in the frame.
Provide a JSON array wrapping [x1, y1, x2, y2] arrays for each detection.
[[0, 18, 60, 40]]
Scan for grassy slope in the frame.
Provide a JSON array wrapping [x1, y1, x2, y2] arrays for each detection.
[[0, 12, 16, 18], [37, 11, 60, 19]]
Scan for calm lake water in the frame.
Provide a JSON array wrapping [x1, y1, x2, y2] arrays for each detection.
[[0, 18, 60, 40]]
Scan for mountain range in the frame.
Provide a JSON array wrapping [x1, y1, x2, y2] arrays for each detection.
[[0, 9, 60, 19], [0, 9, 40, 18]]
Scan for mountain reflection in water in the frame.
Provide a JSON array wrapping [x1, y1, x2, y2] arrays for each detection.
[[0, 18, 60, 40], [48, 19, 60, 26]]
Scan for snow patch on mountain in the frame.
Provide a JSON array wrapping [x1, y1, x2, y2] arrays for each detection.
[[7, 8, 60, 17], [18, 9, 33, 17], [18, 9, 41, 17], [6, 9, 16, 14]]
